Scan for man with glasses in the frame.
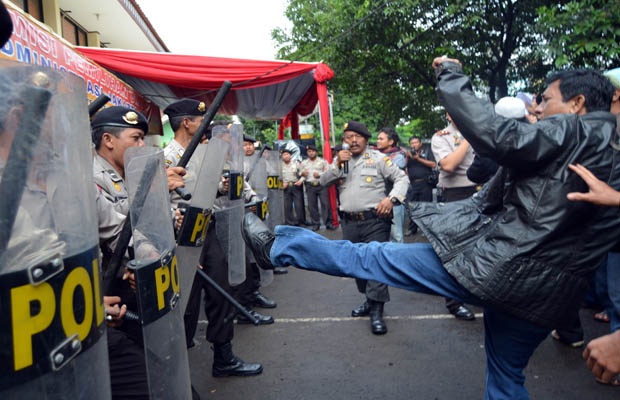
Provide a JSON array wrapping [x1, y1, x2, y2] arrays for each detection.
[[320, 121, 409, 335]]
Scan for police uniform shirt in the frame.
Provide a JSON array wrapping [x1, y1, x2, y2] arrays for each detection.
[[431, 124, 475, 189], [281, 159, 301, 183], [93, 153, 129, 216], [320, 147, 409, 212], [164, 139, 185, 167], [300, 156, 328, 185]]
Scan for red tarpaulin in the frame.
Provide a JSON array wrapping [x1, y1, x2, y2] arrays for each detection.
[[76, 47, 339, 225]]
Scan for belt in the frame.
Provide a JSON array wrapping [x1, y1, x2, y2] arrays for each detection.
[[305, 181, 320, 186], [340, 210, 377, 221], [413, 178, 426, 183]]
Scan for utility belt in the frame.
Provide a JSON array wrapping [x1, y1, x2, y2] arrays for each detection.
[[339, 209, 391, 222], [305, 181, 321, 187]]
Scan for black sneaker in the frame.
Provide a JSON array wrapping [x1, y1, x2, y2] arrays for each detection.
[[242, 213, 275, 270]]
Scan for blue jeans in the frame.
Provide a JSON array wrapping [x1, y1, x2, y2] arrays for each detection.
[[271, 225, 550, 400], [607, 252, 620, 332], [390, 204, 404, 243]]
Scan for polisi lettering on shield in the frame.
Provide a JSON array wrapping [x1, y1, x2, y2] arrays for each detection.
[[133, 249, 181, 325], [266, 175, 282, 190], [0, 247, 105, 388], [228, 170, 244, 200], [177, 203, 212, 247]]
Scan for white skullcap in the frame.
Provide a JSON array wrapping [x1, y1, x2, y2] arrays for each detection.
[[604, 67, 620, 89], [495, 97, 527, 120]]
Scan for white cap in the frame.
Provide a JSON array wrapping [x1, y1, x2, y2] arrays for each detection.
[[495, 97, 527, 120]]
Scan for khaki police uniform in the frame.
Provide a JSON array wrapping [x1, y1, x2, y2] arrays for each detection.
[[93, 153, 129, 216], [281, 157, 303, 225], [300, 155, 331, 229], [321, 146, 409, 303]]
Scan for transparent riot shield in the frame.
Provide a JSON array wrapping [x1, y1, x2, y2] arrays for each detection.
[[244, 147, 274, 286], [0, 62, 109, 399], [124, 147, 191, 400], [264, 149, 285, 230], [212, 123, 246, 285], [176, 137, 229, 313]]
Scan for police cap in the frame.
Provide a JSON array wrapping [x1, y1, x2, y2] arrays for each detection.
[[163, 98, 206, 119], [306, 144, 317, 151], [243, 134, 256, 143], [343, 120, 371, 138], [91, 106, 148, 133]]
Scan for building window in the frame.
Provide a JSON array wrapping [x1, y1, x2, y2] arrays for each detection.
[[9, 0, 43, 22], [60, 10, 88, 46]]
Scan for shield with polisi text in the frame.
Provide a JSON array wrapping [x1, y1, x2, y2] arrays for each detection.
[[0, 61, 110, 399], [176, 137, 229, 313], [124, 146, 191, 400]]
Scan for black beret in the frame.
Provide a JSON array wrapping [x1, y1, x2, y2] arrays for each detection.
[[243, 134, 256, 143], [343, 120, 371, 138], [91, 106, 149, 133], [281, 148, 292, 154], [163, 98, 206, 119], [306, 144, 317, 151], [1, 2, 12, 48]]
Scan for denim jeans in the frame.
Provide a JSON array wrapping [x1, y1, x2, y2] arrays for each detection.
[[271, 225, 550, 400], [390, 204, 404, 243], [607, 252, 620, 332]]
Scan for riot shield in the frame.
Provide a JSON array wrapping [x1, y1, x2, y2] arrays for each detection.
[[124, 147, 191, 400], [0, 62, 109, 399], [264, 148, 285, 230], [244, 148, 275, 286], [212, 123, 246, 285], [176, 137, 230, 313]]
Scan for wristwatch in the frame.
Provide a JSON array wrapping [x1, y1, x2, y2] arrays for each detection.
[[390, 196, 401, 205]]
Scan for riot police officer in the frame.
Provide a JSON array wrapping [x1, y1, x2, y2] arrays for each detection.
[[163, 100, 264, 376]]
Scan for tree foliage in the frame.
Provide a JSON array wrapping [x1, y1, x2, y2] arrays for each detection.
[[273, 0, 618, 139]]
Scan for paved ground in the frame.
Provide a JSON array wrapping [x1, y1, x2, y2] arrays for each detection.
[[188, 227, 619, 400]]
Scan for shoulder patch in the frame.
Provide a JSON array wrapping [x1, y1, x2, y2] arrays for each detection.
[[107, 170, 122, 183]]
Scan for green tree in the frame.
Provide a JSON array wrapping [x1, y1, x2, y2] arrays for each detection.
[[537, 0, 620, 69], [273, 0, 576, 130]]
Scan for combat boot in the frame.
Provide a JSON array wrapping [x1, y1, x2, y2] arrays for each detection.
[[369, 300, 387, 335], [212, 342, 263, 377]]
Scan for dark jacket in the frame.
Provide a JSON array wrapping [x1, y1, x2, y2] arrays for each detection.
[[412, 64, 620, 328], [466, 155, 498, 185]]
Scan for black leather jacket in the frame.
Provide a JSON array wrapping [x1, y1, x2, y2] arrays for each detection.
[[412, 64, 620, 328]]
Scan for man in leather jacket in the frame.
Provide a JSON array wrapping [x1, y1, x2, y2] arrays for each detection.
[[242, 57, 620, 399]]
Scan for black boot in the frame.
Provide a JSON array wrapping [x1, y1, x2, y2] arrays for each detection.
[[242, 213, 275, 270], [351, 301, 371, 317], [369, 300, 387, 335], [212, 342, 263, 377]]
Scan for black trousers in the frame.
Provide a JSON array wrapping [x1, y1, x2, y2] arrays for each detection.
[[184, 222, 234, 346], [283, 184, 304, 225], [341, 217, 391, 303], [108, 328, 149, 400], [305, 183, 332, 226], [233, 258, 261, 308]]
